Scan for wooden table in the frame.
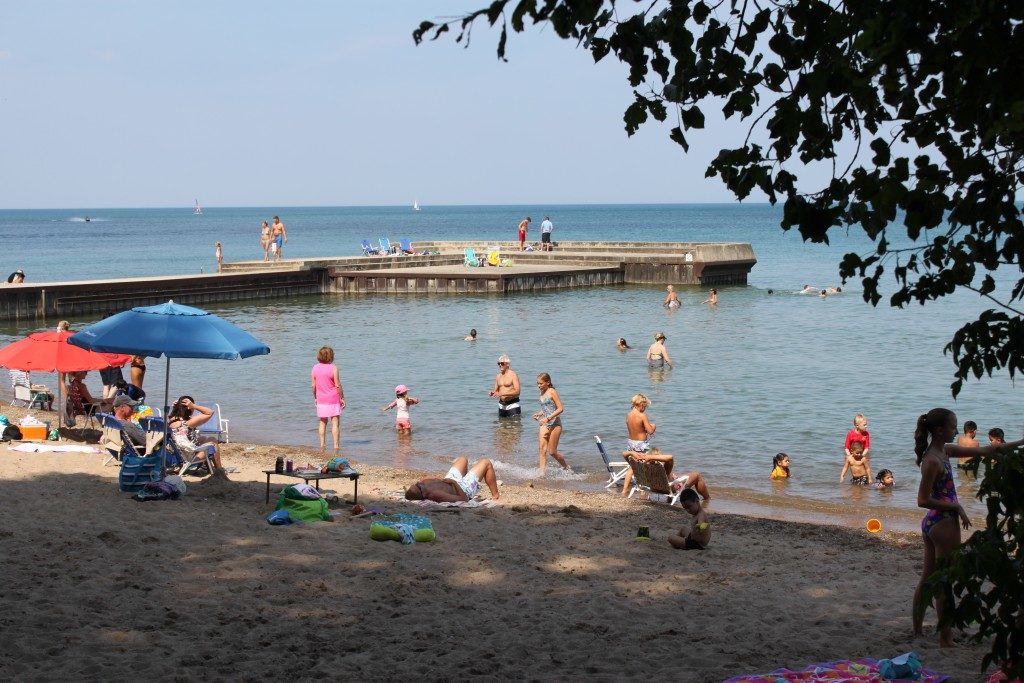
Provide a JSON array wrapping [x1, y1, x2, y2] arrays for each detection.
[[263, 468, 359, 504]]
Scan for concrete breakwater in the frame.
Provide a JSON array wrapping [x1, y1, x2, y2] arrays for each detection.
[[0, 241, 755, 321]]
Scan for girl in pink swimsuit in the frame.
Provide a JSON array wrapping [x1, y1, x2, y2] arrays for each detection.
[[912, 408, 1024, 647], [311, 346, 345, 454]]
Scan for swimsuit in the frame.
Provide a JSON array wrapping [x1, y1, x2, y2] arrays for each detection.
[[648, 354, 664, 368], [683, 535, 706, 550], [667, 300, 680, 309], [539, 393, 560, 429], [444, 466, 479, 498], [921, 457, 958, 536], [850, 475, 869, 486], [627, 439, 651, 453], [770, 465, 788, 479], [498, 395, 520, 417]]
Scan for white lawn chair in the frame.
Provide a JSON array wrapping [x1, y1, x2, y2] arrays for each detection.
[[196, 402, 229, 443], [9, 370, 52, 410], [594, 435, 629, 489]]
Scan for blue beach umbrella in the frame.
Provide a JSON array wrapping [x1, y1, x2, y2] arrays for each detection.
[[68, 300, 270, 470]]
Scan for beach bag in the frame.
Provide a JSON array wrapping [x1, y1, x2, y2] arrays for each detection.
[[1, 424, 23, 441], [275, 487, 330, 522], [118, 453, 162, 492]]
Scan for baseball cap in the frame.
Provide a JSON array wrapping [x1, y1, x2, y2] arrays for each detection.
[[113, 394, 140, 408], [395, 384, 408, 395]]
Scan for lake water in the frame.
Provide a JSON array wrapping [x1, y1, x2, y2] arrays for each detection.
[[1, 204, 1018, 530]]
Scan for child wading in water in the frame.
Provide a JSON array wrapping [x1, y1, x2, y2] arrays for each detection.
[[382, 385, 420, 434], [769, 452, 790, 479], [872, 469, 895, 489], [532, 373, 570, 472], [669, 489, 710, 550], [840, 441, 872, 484]]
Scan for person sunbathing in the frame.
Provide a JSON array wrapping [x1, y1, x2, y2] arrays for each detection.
[[405, 457, 500, 502], [167, 395, 226, 475]]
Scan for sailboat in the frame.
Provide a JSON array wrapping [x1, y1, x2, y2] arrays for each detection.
[[413, 199, 421, 211], [194, 199, 203, 215]]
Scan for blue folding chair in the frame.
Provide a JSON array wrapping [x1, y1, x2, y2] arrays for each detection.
[[398, 238, 415, 255], [361, 239, 381, 255], [141, 416, 214, 477], [99, 413, 164, 491], [379, 238, 393, 254], [464, 247, 480, 267]]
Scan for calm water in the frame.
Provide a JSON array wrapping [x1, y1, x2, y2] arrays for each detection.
[[1, 204, 1018, 530]]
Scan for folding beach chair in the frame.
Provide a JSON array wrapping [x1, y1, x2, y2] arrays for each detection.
[[141, 416, 214, 477], [9, 370, 51, 410], [379, 238, 394, 254], [464, 247, 480, 267], [361, 239, 381, 255], [98, 413, 164, 490], [398, 238, 415, 255], [196, 402, 229, 443], [594, 435, 629, 489], [624, 455, 689, 506]]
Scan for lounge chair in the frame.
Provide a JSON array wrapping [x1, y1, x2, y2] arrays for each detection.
[[464, 247, 481, 267], [361, 239, 381, 256], [379, 238, 394, 254], [9, 370, 52, 410], [625, 455, 690, 505], [139, 417, 209, 476], [99, 412, 143, 467], [398, 238, 415, 255], [98, 413, 164, 490], [594, 435, 629, 489], [195, 402, 229, 443]]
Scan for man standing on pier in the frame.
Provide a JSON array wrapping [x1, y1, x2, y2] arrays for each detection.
[[518, 216, 531, 251], [540, 216, 554, 251], [271, 216, 288, 262]]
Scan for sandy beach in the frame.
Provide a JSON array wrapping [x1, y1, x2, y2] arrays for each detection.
[[0, 401, 996, 682]]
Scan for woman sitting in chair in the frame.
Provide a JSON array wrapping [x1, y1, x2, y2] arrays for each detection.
[[167, 395, 226, 476]]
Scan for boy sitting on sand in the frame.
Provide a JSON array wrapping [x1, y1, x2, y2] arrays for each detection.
[[668, 489, 710, 550], [840, 441, 872, 485]]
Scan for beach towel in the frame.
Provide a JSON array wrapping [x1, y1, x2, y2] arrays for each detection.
[[9, 443, 100, 453], [275, 486, 330, 522], [388, 491, 500, 508], [370, 513, 435, 544], [723, 656, 947, 682]]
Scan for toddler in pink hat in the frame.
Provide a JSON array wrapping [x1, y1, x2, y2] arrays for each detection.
[[382, 385, 420, 434]]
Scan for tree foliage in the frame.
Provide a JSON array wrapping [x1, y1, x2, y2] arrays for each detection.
[[929, 449, 1024, 679], [414, 0, 1024, 398], [415, 1, 1024, 675]]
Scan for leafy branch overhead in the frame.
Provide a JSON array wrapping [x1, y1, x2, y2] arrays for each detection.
[[415, 0, 1024, 397]]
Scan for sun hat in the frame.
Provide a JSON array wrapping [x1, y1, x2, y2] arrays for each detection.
[[395, 384, 408, 395], [113, 394, 140, 408]]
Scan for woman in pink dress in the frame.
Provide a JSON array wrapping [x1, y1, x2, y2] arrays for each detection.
[[311, 346, 345, 453]]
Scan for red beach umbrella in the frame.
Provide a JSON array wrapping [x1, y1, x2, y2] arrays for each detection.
[[0, 330, 132, 426]]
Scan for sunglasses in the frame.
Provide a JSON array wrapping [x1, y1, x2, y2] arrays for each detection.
[[498, 362, 508, 366]]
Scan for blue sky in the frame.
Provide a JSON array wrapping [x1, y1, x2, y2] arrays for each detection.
[[1, 2, 768, 208]]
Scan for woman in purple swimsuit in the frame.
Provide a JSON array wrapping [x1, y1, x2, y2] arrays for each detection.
[[913, 408, 1024, 647]]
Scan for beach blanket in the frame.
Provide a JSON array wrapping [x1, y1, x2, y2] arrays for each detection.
[[724, 657, 947, 682], [9, 443, 99, 453], [388, 491, 500, 508]]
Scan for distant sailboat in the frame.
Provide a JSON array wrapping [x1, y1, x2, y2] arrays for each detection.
[[413, 199, 421, 211], [194, 199, 203, 215]]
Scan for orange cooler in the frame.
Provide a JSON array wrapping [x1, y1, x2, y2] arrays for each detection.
[[19, 424, 49, 440]]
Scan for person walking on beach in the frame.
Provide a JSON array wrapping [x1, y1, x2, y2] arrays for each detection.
[[489, 354, 521, 417], [540, 216, 554, 251], [912, 408, 1024, 647], [518, 217, 531, 251], [311, 346, 344, 454], [532, 373, 569, 472], [260, 220, 271, 261], [271, 215, 288, 262], [215, 241, 223, 273], [646, 332, 673, 369]]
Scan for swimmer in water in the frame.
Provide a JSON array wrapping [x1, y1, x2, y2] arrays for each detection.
[[663, 285, 681, 309], [616, 337, 631, 350], [798, 284, 817, 294]]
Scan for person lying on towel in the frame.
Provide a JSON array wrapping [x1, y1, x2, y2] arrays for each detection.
[[405, 457, 501, 502]]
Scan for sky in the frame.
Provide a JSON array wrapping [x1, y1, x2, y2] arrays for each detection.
[[0, 1, 782, 208]]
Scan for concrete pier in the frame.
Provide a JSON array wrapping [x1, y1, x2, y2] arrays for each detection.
[[0, 241, 755, 321]]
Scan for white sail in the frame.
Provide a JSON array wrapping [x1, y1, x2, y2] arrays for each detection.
[[194, 199, 202, 215], [413, 199, 420, 211]]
